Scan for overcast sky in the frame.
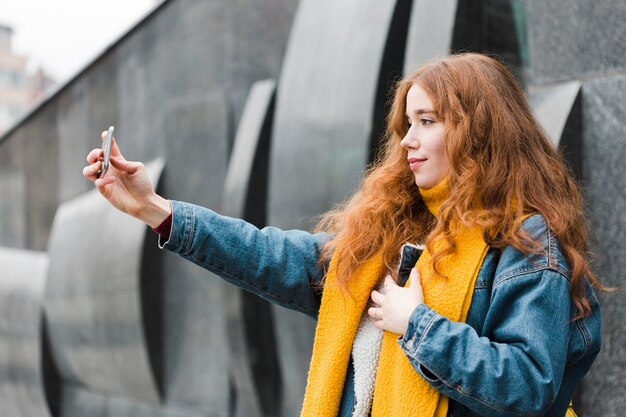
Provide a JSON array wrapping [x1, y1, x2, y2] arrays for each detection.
[[0, 0, 160, 84]]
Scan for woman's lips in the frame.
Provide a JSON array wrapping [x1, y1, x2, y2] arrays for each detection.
[[408, 157, 426, 170]]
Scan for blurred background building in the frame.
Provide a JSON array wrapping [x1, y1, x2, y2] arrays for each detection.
[[0, 23, 54, 135], [0, 0, 624, 416]]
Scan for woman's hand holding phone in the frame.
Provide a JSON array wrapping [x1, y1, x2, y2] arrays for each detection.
[[83, 129, 171, 228]]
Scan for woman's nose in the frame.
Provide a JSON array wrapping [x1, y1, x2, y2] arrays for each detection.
[[400, 129, 419, 149]]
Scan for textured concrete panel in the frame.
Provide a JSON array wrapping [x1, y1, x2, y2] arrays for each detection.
[[0, 105, 60, 251], [223, 79, 281, 417], [525, 0, 626, 84], [0, 167, 26, 247], [576, 76, 626, 417], [403, 0, 458, 72], [45, 160, 164, 404], [0, 248, 50, 417], [61, 386, 204, 417]]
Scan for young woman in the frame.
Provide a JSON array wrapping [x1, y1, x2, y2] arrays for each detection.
[[83, 53, 601, 417]]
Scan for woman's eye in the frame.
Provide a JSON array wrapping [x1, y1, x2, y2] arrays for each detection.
[[421, 118, 434, 126]]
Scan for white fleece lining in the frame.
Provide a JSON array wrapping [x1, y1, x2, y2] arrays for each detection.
[[351, 304, 384, 416]]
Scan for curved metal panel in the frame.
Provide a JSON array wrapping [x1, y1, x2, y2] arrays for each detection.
[[403, 0, 459, 73], [0, 248, 50, 417], [44, 159, 165, 404], [158, 93, 232, 412], [267, 1, 403, 414], [528, 81, 581, 147], [222, 79, 281, 417], [223, 79, 276, 221], [528, 81, 583, 180], [269, 0, 402, 230], [60, 386, 203, 417]]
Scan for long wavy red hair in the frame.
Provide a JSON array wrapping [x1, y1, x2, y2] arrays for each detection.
[[315, 53, 601, 318]]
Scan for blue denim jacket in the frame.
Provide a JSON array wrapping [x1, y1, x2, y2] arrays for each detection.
[[160, 200, 601, 417]]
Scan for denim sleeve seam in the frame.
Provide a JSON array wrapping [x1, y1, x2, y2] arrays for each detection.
[[575, 318, 591, 356], [547, 226, 553, 261], [412, 310, 437, 354], [181, 203, 195, 255], [495, 265, 569, 288], [547, 226, 563, 270]]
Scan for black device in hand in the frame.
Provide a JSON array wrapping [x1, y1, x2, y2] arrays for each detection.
[[397, 242, 424, 286]]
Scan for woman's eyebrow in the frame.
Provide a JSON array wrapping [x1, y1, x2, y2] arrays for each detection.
[[406, 108, 436, 117]]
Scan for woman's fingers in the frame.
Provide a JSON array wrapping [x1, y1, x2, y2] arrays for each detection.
[[82, 161, 102, 180], [95, 175, 115, 189], [371, 289, 385, 305], [369, 286, 385, 323], [86, 148, 103, 164], [368, 306, 382, 320], [408, 268, 420, 285], [407, 268, 425, 304], [384, 275, 398, 291], [368, 272, 423, 335], [109, 155, 142, 173]]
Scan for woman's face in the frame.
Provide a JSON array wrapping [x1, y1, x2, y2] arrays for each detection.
[[400, 83, 449, 189]]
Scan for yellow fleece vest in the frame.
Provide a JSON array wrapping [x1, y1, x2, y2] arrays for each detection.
[[301, 180, 489, 417]]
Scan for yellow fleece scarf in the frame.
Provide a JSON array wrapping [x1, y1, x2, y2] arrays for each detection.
[[301, 179, 489, 417]]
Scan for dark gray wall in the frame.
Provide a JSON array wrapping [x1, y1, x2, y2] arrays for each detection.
[[0, 248, 49, 417], [576, 76, 625, 417], [0, 0, 623, 416], [522, 1, 625, 415]]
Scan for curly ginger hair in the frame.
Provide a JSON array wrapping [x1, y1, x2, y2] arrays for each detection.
[[315, 53, 601, 318]]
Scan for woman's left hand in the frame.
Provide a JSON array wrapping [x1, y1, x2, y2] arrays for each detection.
[[368, 268, 424, 335]]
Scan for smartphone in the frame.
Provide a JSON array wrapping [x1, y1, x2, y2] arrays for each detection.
[[98, 126, 115, 178], [396, 242, 424, 286]]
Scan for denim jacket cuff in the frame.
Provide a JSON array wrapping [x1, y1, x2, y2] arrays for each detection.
[[398, 303, 437, 357], [158, 200, 195, 253]]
